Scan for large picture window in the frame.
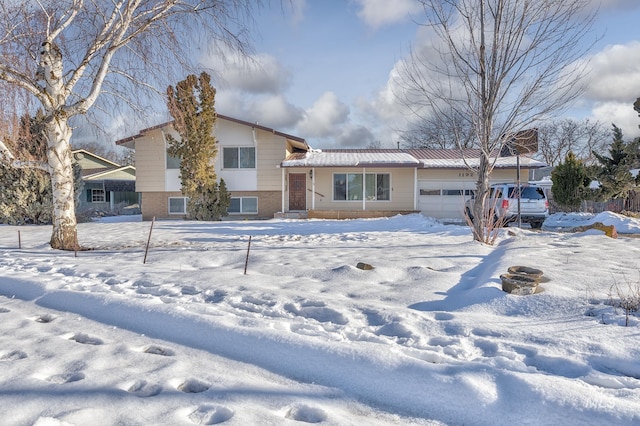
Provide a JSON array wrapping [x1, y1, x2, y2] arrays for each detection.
[[223, 147, 256, 169], [228, 197, 258, 214], [333, 173, 390, 201]]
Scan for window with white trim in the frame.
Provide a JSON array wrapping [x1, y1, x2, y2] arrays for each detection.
[[223, 147, 256, 169], [166, 149, 181, 169], [228, 197, 258, 214], [168, 197, 188, 214], [333, 173, 390, 201], [91, 189, 106, 203]]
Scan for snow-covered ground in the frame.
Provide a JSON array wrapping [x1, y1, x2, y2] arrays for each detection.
[[1, 212, 640, 425]]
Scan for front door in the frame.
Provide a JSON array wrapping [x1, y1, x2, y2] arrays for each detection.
[[289, 173, 307, 211]]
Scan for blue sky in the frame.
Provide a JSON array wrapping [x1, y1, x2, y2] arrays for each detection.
[[199, 0, 640, 149]]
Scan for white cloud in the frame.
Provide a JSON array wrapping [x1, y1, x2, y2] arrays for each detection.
[[201, 49, 292, 95], [355, 0, 422, 29], [583, 42, 640, 103], [247, 95, 304, 129], [214, 91, 303, 131], [296, 92, 350, 138], [591, 102, 640, 139]]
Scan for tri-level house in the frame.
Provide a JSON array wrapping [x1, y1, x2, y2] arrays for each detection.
[[117, 114, 546, 221]]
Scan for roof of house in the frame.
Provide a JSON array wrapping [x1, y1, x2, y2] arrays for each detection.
[[281, 148, 547, 169], [115, 114, 308, 147], [282, 149, 420, 168], [82, 165, 136, 181], [71, 149, 135, 181]]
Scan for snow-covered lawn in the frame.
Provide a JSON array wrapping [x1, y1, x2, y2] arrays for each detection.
[[1, 212, 640, 425]]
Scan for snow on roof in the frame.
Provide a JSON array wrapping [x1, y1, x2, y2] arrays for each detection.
[[281, 148, 547, 169], [418, 155, 547, 169], [281, 149, 420, 168]]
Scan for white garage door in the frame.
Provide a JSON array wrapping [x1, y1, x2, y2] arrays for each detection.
[[418, 180, 474, 219]]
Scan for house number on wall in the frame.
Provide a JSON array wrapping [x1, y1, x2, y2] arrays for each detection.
[[458, 172, 475, 177]]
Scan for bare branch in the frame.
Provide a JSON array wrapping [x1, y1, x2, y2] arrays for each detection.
[[399, 0, 598, 242]]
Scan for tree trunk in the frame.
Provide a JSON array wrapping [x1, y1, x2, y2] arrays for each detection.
[[472, 153, 491, 242], [46, 115, 79, 250], [36, 41, 80, 250]]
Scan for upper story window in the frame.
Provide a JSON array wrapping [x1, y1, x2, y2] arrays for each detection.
[[223, 147, 255, 169], [166, 150, 181, 169]]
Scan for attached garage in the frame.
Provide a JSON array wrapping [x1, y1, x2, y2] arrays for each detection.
[[417, 179, 475, 219], [410, 149, 547, 221]]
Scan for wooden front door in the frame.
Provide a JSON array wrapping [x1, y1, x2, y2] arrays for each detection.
[[289, 173, 307, 211]]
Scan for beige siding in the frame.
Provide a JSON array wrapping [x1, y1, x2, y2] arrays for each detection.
[[306, 167, 416, 211], [256, 131, 286, 191], [134, 128, 167, 192], [416, 168, 531, 183]]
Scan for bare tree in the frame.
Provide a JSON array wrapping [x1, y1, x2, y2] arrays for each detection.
[[398, 0, 597, 243], [537, 118, 610, 166], [399, 107, 475, 149], [0, 0, 261, 250]]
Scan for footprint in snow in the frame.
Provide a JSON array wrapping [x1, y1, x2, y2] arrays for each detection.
[[143, 345, 175, 356], [0, 350, 27, 361], [127, 380, 162, 397], [284, 302, 348, 325], [361, 308, 386, 326], [68, 333, 103, 345], [375, 322, 413, 339], [204, 290, 226, 304], [0, 307, 9, 313], [188, 404, 234, 425], [284, 404, 327, 423], [181, 285, 201, 295], [178, 379, 210, 393], [35, 314, 55, 323], [434, 312, 454, 321], [46, 372, 85, 384]]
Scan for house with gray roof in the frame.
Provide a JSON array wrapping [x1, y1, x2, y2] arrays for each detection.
[[118, 115, 546, 221]]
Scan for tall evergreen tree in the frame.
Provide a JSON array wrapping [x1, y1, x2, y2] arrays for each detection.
[[166, 72, 229, 220], [592, 124, 636, 199], [551, 151, 591, 211]]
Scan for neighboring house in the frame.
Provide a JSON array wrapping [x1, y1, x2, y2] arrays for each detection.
[[73, 149, 138, 212], [116, 115, 309, 221], [117, 115, 547, 221]]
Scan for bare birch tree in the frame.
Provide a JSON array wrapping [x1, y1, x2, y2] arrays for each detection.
[[398, 0, 597, 243], [0, 0, 261, 250]]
